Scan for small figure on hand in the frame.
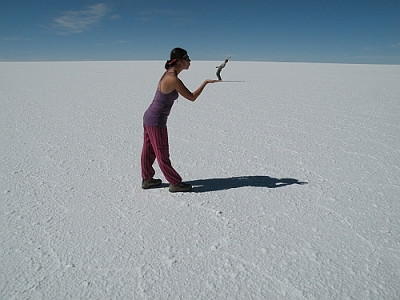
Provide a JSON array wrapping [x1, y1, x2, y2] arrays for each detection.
[[216, 57, 230, 80]]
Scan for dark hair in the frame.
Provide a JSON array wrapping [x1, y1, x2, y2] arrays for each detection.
[[164, 47, 188, 69]]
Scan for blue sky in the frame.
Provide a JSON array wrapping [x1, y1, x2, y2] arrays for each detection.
[[1, 0, 399, 64]]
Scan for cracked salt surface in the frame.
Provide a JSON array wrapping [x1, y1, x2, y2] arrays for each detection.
[[1, 61, 399, 299]]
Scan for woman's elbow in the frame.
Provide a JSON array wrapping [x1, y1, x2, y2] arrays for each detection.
[[186, 94, 197, 102]]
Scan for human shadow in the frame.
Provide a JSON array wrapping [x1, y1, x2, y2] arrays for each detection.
[[188, 176, 308, 193]]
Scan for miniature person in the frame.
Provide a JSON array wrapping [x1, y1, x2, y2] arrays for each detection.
[[216, 57, 229, 80], [141, 48, 220, 193]]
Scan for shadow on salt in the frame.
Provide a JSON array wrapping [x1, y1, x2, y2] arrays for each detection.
[[189, 175, 308, 193]]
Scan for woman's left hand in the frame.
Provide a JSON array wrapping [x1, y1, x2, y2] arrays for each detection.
[[205, 79, 221, 84]]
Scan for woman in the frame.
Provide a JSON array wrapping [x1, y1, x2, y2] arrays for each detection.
[[141, 48, 220, 192]]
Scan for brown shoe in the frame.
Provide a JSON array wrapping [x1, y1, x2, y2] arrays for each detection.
[[142, 178, 162, 189], [169, 182, 192, 193]]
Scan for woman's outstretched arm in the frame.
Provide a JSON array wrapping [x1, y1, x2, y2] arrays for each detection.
[[174, 78, 220, 102]]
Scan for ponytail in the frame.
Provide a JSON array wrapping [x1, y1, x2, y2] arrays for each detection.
[[164, 58, 178, 69]]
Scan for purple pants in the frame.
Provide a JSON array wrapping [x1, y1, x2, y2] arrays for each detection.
[[141, 126, 182, 185]]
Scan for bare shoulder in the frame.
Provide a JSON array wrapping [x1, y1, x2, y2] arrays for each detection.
[[159, 72, 180, 93]]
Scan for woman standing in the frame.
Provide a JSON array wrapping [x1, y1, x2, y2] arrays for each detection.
[[141, 48, 220, 192], [216, 57, 230, 80]]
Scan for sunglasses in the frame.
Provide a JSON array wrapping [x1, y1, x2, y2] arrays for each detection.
[[182, 55, 191, 61]]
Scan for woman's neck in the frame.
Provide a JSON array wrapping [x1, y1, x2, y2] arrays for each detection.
[[172, 66, 182, 75]]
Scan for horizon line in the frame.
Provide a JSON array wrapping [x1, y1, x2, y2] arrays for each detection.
[[0, 59, 399, 66]]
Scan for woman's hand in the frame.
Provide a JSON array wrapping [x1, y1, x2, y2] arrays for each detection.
[[205, 79, 221, 84]]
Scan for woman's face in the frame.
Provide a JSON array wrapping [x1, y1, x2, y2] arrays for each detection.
[[181, 54, 191, 69]]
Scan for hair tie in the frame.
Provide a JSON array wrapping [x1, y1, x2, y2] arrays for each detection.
[[168, 58, 177, 65]]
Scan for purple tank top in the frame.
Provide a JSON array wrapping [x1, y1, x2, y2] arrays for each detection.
[[143, 71, 179, 127]]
